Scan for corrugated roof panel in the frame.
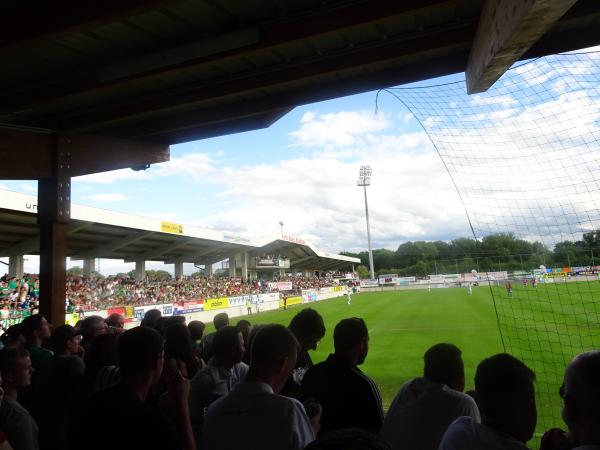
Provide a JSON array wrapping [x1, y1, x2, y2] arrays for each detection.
[[166, 2, 233, 34], [127, 10, 197, 41], [219, 0, 280, 23], [92, 21, 160, 52]]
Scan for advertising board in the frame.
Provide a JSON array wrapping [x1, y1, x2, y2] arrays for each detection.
[[204, 297, 229, 311], [259, 293, 279, 303], [228, 296, 246, 307], [280, 296, 302, 308], [268, 281, 293, 291], [302, 289, 318, 302]]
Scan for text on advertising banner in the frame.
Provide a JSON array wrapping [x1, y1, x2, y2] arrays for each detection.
[[204, 297, 230, 311], [160, 221, 184, 234]]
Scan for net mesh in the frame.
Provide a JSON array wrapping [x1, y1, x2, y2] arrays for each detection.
[[381, 51, 600, 442]]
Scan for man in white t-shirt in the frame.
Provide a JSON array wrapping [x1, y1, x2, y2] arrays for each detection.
[[202, 324, 316, 450], [440, 353, 536, 450], [381, 343, 480, 450]]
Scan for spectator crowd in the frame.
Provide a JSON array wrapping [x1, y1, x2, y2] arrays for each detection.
[[0, 301, 595, 450], [0, 273, 339, 327]]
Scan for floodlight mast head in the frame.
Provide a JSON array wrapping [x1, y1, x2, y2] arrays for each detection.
[[357, 165, 375, 279], [357, 165, 372, 186]]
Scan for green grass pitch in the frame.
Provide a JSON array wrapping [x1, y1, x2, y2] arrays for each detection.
[[232, 288, 504, 404], [209, 281, 600, 443]]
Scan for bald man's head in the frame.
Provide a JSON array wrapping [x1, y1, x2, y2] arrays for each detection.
[[563, 350, 600, 425]]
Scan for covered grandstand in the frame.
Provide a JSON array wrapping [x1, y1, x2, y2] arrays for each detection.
[[0, 189, 359, 279]]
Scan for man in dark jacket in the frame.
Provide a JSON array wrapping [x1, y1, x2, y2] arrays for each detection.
[[302, 317, 383, 435]]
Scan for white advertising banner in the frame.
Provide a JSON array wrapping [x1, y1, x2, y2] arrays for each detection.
[[267, 281, 293, 291]]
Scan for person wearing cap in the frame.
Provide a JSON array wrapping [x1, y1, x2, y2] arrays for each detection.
[[35, 325, 85, 450]]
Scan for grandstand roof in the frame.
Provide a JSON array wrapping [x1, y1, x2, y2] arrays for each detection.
[[1, 1, 599, 144], [0, 189, 359, 269]]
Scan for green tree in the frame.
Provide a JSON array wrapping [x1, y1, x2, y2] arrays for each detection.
[[356, 265, 370, 279], [67, 266, 83, 276]]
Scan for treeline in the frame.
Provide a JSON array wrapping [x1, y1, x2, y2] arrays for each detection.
[[342, 231, 600, 278]]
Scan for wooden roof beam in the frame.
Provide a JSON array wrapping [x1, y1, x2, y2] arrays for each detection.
[[143, 109, 292, 144], [111, 52, 471, 144], [0, 0, 178, 52], [0, 127, 169, 179], [56, 22, 477, 132], [0, 0, 450, 112], [466, 0, 578, 94]]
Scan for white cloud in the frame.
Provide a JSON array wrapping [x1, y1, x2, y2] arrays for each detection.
[[153, 152, 216, 177], [290, 110, 390, 149], [18, 183, 36, 193], [86, 193, 130, 202], [0, 183, 8, 190], [73, 153, 217, 185], [191, 127, 468, 252]]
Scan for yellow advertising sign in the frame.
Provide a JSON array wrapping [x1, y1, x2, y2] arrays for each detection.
[[65, 313, 80, 326], [279, 296, 303, 308], [205, 297, 229, 311], [161, 221, 184, 234]]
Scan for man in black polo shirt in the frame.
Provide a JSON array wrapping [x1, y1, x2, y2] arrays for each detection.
[[302, 317, 383, 435]]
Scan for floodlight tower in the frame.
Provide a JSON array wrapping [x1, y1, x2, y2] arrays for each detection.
[[357, 165, 375, 279], [279, 220, 284, 237]]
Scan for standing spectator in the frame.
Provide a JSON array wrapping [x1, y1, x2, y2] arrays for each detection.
[[35, 326, 84, 450], [189, 326, 248, 442], [440, 353, 536, 450], [0, 326, 24, 350], [284, 308, 326, 397], [106, 313, 125, 333], [164, 324, 200, 380], [235, 319, 251, 349], [79, 316, 107, 353], [200, 313, 229, 362], [302, 317, 383, 435], [381, 343, 480, 450], [72, 327, 195, 450], [18, 315, 51, 418], [19, 315, 51, 373], [188, 321, 205, 362], [0, 348, 38, 450], [540, 350, 600, 450], [82, 333, 120, 397], [140, 309, 162, 329], [202, 324, 315, 450]]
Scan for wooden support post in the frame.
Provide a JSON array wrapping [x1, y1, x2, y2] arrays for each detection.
[[38, 136, 71, 325]]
